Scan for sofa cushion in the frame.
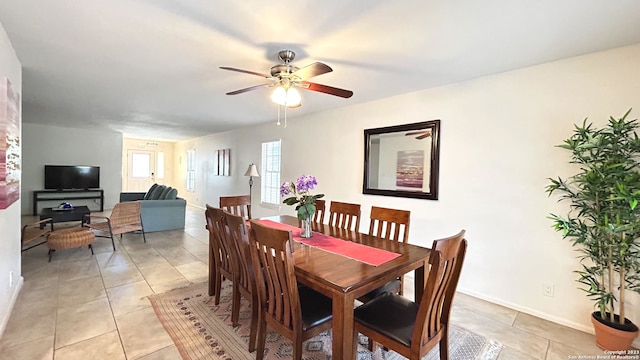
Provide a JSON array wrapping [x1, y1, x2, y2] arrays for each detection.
[[144, 184, 159, 200], [148, 185, 166, 200], [165, 188, 178, 200], [159, 186, 172, 199]]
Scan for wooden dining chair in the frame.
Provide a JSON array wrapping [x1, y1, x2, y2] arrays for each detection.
[[224, 211, 259, 352], [205, 206, 234, 306], [328, 201, 361, 231], [248, 220, 334, 360], [204, 205, 219, 297], [220, 195, 252, 220], [84, 201, 146, 250], [313, 199, 326, 223], [368, 206, 411, 243], [353, 230, 467, 360], [360, 206, 412, 302]]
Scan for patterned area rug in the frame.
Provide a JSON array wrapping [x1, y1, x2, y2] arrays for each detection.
[[148, 282, 503, 360]]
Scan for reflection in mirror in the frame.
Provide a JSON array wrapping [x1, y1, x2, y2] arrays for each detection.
[[363, 120, 440, 200]]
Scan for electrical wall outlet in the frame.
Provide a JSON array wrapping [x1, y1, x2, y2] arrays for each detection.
[[542, 282, 554, 297]]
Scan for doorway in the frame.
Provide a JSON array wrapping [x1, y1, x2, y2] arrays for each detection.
[[126, 149, 156, 192]]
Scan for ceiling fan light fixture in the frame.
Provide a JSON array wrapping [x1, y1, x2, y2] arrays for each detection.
[[271, 86, 301, 107]]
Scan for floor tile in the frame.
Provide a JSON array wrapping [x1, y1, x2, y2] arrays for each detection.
[[513, 312, 602, 355], [49, 246, 97, 263], [454, 292, 518, 327], [0, 302, 57, 348], [54, 331, 126, 360], [497, 345, 541, 360], [100, 263, 145, 289], [450, 305, 549, 359], [0, 334, 54, 360], [11, 281, 59, 312], [106, 280, 154, 317], [175, 261, 209, 283], [137, 263, 185, 286], [57, 275, 107, 308], [55, 297, 117, 349], [136, 345, 182, 360], [546, 339, 606, 359], [95, 251, 135, 270], [116, 307, 174, 359], [57, 257, 101, 282], [156, 247, 200, 267], [149, 278, 192, 294]]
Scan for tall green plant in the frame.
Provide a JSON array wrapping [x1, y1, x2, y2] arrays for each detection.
[[546, 109, 640, 324]]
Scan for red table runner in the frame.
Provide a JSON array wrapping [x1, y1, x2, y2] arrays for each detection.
[[254, 220, 400, 266]]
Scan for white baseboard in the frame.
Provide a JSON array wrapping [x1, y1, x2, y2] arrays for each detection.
[[457, 286, 594, 335], [0, 275, 23, 338]]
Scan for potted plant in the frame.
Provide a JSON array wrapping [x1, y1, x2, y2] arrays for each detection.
[[547, 109, 640, 350], [280, 175, 324, 238]]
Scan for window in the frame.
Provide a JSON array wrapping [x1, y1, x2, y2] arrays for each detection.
[[186, 149, 195, 191], [261, 140, 281, 206], [131, 153, 150, 178], [157, 152, 165, 180]]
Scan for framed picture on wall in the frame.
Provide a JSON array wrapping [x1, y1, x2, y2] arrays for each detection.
[[0, 77, 20, 209]]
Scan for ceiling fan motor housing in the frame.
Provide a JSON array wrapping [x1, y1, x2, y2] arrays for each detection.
[[270, 64, 299, 78]]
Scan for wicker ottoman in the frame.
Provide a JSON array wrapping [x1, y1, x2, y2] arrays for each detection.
[[47, 227, 95, 262]]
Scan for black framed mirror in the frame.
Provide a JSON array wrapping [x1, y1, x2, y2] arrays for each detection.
[[363, 120, 440, 200]]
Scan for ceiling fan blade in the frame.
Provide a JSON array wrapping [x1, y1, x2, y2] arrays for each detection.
[[302, 82, 353, 98], [226, 83, 274, 95], [220, 66, 270, 78], [292, 62, 332, 80], [405, 131, 428, 136], [416, 133, 432, 140]]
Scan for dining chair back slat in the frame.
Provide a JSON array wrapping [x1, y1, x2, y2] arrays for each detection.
[[313, 199, 326, 224], [220, 195, 252, 220], [328, 201, 361, 232]]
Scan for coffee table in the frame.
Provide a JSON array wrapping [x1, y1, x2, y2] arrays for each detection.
[[39, 206, 91, 229]]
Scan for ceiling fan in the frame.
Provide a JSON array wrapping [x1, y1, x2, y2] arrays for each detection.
[[220, 50, 354, 107], [405, 130, 432, 140]]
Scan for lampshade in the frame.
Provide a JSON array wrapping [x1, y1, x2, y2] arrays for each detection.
[[244, 163, 260, 177], [271, 86, 301, 107]]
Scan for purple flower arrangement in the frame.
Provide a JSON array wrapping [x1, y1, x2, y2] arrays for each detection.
[[281, 175, 325, 220]]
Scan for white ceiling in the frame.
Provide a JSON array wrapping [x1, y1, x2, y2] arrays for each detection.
[[1, 0, 640, 141]]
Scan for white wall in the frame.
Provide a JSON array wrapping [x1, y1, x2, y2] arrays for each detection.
[[0, 20, 22, 336], [174, 43, 640, 338], [21, 123, 123, 214]]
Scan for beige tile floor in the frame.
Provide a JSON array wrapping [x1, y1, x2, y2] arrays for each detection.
[[0, 205, 607, 359]]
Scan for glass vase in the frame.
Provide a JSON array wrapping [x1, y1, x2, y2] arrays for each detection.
[[300, 217, 313, 238]]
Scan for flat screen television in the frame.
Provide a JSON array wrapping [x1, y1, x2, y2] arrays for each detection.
[[44, 165, 100, 190]]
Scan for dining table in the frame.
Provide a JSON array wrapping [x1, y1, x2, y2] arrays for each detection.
[[255, 215, 432, 359]]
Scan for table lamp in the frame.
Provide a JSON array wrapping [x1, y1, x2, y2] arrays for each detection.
[[244, 163, 260, 204]]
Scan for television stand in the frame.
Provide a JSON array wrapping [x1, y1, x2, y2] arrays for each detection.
[[32, 189, 104, 216]]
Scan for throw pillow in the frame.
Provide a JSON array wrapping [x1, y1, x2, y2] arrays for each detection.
[[149, 185, 166, 200], [165, 188, 178, 200], [158, 186, 172, 199], [143, 184, 159, 200]]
